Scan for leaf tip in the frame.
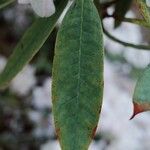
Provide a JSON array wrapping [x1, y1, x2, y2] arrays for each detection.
[[130, 102, 146, 120]]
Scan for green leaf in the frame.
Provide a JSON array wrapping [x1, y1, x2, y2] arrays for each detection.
[[131, 64, 150, 119], [136, 0, 150, 24], [113, 0, 133, 28], [0, 0, 15, 10], [52, 0, 104, 149], [0, 0, 68, 89]]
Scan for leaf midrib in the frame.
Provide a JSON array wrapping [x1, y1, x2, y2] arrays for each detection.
[[74, 0, 84, 147], [77, 0, 84, 108]]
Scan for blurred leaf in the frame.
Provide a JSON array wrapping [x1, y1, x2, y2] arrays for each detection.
[[0, 0, 15, 10], [35, 53, 52, 73], [131, 64, 150, 119], [0, 91, 19, 108], [0, 0, 68, 89], [113, 0, 132, 28], [52, 0, 104, 149], [136, 0, 150, 24]]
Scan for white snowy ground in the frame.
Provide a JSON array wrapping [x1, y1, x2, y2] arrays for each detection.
[[0, 6, 150, 150]]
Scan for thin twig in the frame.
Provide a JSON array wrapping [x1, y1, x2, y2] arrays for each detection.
[[104, 14, 150, 28], [123, 18, 150, 28], [103, 28, 150, 50]]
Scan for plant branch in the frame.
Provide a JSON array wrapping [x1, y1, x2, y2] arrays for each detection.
[[123, 18, 150, 28], [104, 13, 150, 28], [103, 28, 150, 50]]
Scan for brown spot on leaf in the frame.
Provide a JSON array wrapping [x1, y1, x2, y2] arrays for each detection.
[[55, 128, 61, 140], [91, 126, 97, 139]]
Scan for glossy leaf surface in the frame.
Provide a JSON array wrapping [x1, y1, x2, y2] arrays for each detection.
[[52, 0, 104, 149]]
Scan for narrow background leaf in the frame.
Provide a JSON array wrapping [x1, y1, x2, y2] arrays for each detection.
[[52, 0, 104, 149], [0, 0, 15, 10], [0, 0, 68, 88], [113, 0, 133, 28], [136, 0, 150, 24]]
